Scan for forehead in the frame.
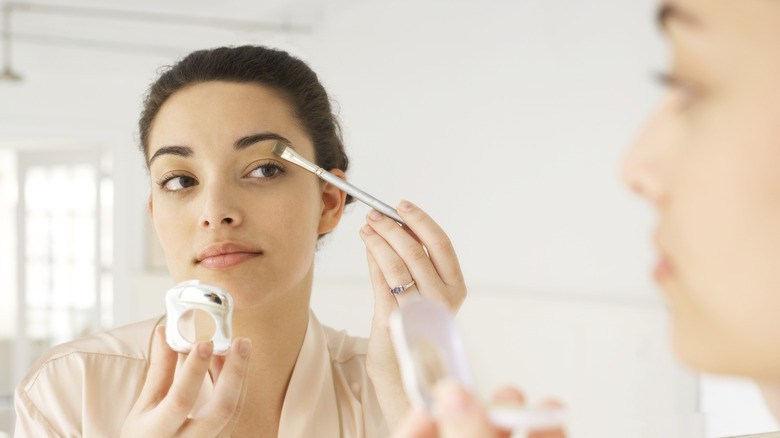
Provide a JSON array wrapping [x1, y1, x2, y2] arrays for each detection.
[[148, 81, 301, 148], [157, 81, 295, 124]]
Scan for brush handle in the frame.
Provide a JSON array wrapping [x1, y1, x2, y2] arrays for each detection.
[[318, 171, 406, 225], [275, 143, 406, 225]]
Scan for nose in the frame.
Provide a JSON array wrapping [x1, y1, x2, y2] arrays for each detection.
[[199, 180, 243, 229], [620, 104, 674, 206]]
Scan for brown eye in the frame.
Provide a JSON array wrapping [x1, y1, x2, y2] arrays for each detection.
[[161, 175, 197, 191], [248, 163, 284, 179]]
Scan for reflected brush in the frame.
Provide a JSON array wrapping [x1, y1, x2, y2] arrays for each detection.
[[271, 142, 406, 226]]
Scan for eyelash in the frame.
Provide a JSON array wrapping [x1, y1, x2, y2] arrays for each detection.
[[156, 173, 196, 192], [656, 71, 703, 110], [155, 162, 286, 193], [247, 161, 286, 179]]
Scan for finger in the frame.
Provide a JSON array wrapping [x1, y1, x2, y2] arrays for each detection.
[[363, 248, 399, 320], [361, 221, 420, 307], [136, 325, 178, 408], [220, 355, 251, 438], [526, 399, 567, 438], [365, 210, 443, 304], [490, 386, 527, 405], [434, 380, 499, 438], [211, 353, 227, 384], [489, 386, 527, 438], [527, 427, 568, 438], [538, 399, 564, 409], [389, 409, 438, 438], [396, 201, 465, 292], [153, 341, 214, 432], [192, 338, 252, 436]]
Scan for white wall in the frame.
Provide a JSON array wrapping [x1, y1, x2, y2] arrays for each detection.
[[309, 0, 663, 300], [1, 0, 777, 436]]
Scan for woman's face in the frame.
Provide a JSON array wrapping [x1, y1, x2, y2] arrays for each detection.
[[622, 0, 780, 379], [147, 81, 345, 309]]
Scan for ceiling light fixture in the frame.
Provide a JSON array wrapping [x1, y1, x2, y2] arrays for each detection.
[[0, 2, 313, 83]]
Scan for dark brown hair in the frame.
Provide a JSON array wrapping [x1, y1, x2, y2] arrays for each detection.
[[138, 45, 353, 205]]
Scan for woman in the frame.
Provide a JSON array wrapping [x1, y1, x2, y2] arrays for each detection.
[[373, 0, 780, 436], [13, 45, 465, 437]]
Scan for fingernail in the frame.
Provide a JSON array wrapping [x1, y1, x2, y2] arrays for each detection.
[[434, 380, 474, 420], [238, 338, 252, 357], [361, 224, 375, 234], [399, 201, 414, 212], [198, 341, 214, 358], [368, 210, 383, 221]]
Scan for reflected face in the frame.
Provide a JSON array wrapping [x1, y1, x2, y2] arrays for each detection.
[[147, 81, 342, 309], [622, 0, 780, 379]]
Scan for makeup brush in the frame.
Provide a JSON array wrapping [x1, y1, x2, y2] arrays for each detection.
[[271, 142, 406, 226]]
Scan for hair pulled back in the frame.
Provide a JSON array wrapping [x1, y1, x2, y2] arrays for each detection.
[[138, 45, 352, 204]]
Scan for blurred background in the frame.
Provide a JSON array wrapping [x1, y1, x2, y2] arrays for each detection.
[[0, 0, 777, 437]]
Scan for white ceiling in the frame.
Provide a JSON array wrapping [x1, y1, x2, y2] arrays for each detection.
[[3, 0, 362, 57], [5, 0, 361, 22]]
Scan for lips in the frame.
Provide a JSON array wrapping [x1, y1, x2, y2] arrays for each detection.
[[654, 255, 673, 282], [653, 232, 674, 282], [196, 242, 262, 270]]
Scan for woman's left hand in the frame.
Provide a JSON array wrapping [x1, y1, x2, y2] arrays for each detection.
[[391, 382, 567, 438], [360, 200, 467, 429]]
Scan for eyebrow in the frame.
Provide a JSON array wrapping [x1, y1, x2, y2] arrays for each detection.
[[657, 2, 698, 30], [148, 132, 293, 165], [148, 145, 192, 165], [234, 132, 291, 150]]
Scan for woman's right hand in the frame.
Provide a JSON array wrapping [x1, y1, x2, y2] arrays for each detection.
[[121, 326, 252, 437], [391, 381, 566, 438], [360, 201, 468, 428]]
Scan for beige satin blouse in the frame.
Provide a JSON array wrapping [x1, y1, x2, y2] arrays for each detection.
[[14, 311, 388, 437]]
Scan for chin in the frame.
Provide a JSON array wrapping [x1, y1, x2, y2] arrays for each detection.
[[671, 320, 780, 380], [672, 334, 720, 374], [669, 316, 730, 374]]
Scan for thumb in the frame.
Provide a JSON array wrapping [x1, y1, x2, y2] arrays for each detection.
[[434, 380, 498, 438], [390, 409, 438, 438]]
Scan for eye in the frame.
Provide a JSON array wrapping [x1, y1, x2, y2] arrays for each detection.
[[656, 72, 703, 110], [247, 162, 284, 179], [158, 174, 197, 192]]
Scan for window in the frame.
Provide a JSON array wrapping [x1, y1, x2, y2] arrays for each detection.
[[0, 145, 112, 435]]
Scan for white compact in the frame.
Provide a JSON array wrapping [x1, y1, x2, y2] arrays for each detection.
[[389, 297, 567, 432], [389, 297, 474, 411], [165, 280, 233, 355]]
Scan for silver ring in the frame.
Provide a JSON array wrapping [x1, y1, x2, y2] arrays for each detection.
[[390, 279, 415, 295]]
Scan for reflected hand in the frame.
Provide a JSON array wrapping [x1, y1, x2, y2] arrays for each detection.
[[360, 200, 467, 428], [391, 382, 567, 438], [120, 326, 252, 437]]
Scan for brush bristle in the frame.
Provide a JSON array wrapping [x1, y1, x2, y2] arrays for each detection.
[[271, 142, 287, 157]]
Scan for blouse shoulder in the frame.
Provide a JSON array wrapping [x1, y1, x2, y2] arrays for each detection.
[[14, 317, 162, 437], [20, 317, 160, 390]]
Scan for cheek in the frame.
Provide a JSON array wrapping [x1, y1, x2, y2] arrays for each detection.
[[264, 182, 323, 245], [671, 95, 780, 293], [665, 101, 780, 375], [151, 200, 193, 272]]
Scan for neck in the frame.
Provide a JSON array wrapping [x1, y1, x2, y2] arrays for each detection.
[[227, 270, 314, 437]]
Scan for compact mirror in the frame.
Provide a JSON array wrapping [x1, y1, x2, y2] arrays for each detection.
[[389, 297, 566, 431], [165, 280, 233, 355]]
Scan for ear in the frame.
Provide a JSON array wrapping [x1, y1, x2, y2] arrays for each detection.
[[317, 169, 348, 235], [148, 195, 154, 218]]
